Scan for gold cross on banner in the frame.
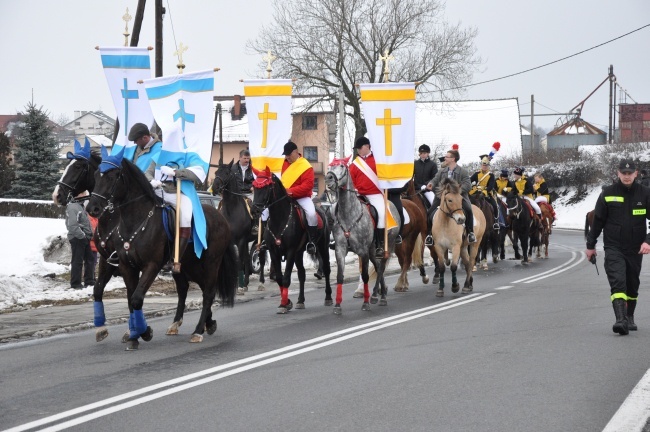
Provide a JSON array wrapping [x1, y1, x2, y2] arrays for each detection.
[[258, 103, 277, 148], [376, 108, 401, 156]]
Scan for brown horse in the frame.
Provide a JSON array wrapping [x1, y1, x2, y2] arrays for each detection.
[[393, 199, 427, 292], [469, 191, 498, 270], [536, 202, 554, 258], [585, 209, 595, 240], [403, 180, 441, 282], [431, 178, 486, 296]]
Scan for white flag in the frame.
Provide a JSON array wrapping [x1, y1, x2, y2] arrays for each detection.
[[99, 47, 154, 160], [359, 82, 416, 189], [243, 79, 292, 174]]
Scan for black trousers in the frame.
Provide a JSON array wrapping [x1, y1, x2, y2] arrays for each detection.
[[70, 237, 95, 287], [604, 247, 643, 300]]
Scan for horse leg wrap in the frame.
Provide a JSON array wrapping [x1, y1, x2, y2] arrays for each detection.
[[336, 283, 343, 305], [132, 309, 148, 337], [93, 301, 106, 327], [363, 283, 370, 303], [128, 312, 138, 340], [281, 287, 289, 306]]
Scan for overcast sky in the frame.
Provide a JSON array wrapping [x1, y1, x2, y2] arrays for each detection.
[[1, 0, 648, 132]]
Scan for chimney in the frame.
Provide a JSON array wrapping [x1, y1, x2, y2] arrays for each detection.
[[74, 111, 81, 119], [234, 95, 241, 118]]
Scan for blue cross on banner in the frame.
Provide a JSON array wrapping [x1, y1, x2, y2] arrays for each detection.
[[121, 78, 139, 136]]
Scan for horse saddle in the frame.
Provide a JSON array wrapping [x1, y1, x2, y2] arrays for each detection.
[[295, 205, 325, 230], [356, 195, 379, 228], [522, 200, 535, 219], [539, 201, 555, 217]]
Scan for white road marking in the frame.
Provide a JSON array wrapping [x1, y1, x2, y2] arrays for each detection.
[[494, 286, 514, 290], [511, 251, 581, 284], [602, 368, 650, 432], [4, 293, 496, 432]]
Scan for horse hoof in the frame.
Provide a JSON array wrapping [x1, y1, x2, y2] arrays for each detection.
[[451, 284, 460, 293], [324, 299, 333, 306], [433, 277, 440, 284], [482, 265, 488, 271], [190, 333, 203, 343], [527, 258, 533, 263], [258, 284, 266, 291], [125, 339, 139, 351], [276, 307, 289, 314], [472, 265, 477, 272], [394, 286, 407, 292], [379, 299, 387, 306], [121, 331, 130, 343], [205, 320, 217, 335], [361, 302, 371, 311], [521, 260, 528, 265], [140, 326, 153, 342], [462, 287, 472, 294], [352, 291, 364, 299], [370, 295, 378, 305], [422, 276, 429, 284], [493, 257, 498, 264], [333, 306, 342, 315], [436, 290, 444, 297], [95, 326, 109, 343]]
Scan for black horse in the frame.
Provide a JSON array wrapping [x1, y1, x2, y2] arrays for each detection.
[[52, 151, 122, 343], [469, 192, 499, 268], [505, 191, 540, 264], [251, 168, 332, 313], [87, 157, 237, 350], [212, 159, 266, 292]]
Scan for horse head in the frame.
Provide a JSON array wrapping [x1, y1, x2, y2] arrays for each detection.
[[87, 146, 129, 217], [53, 138, 101, 206], [505, 190, 523, 218], [325, 156, 351, 192], [212, 158, 235, 195], [251, 166, 276, 218], [437, 178, 465, 225]]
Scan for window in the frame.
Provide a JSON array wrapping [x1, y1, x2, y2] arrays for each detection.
[[302, 115, 317, 130], [75, 122, 81, 126], [303, 146, 318, 161]]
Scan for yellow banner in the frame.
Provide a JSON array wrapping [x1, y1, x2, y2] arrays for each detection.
[[244, 85, 292, 97], [376, 163, 414, 181], [360, 89, 416, 101]]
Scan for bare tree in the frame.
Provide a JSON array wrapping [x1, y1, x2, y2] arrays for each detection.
[[247, 0, 482, 140], [53, 113, 70, 127]]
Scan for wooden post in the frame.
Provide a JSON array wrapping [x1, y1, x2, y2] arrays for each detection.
[[256, 218, 263, 250]]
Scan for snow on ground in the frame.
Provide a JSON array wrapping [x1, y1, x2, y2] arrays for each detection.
[[0, 188, 601, 311]]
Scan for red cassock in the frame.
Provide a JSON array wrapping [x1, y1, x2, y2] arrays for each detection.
[[282, 160, 314, 199], [350, 153, 381, 195]]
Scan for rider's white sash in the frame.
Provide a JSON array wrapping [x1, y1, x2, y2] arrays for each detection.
[[353, 157, 381, 191]]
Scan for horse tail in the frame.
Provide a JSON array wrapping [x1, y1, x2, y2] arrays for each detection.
[[412, 234, 424, 267], [216, 241, 238, 307]]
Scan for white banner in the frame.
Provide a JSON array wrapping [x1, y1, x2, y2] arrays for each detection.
[[143, 69, 214, 182], [359, 82, 416, 189], [243, 79, 293, 174], [99, 47, 154, 160]]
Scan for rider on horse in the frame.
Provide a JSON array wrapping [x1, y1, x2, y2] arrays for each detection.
[[129, 123, 162, 172], [533, 172, 557, 223], [512, 166, 542, 218], [281, 141, 319, 255], [496, 168, 515, 195], [470, 155, 500, 229], [350, 137, 403, 257], [414, 144, 438, 208], [425, 144, 477, 245]]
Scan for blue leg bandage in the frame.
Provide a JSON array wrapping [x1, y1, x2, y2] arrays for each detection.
[[128, 312, 137, 340], [93, 301, 106, 327], [133, 309, 147, 335]]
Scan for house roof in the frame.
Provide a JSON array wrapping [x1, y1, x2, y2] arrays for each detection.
[[547, 117, 605, 136], [0, 115, 21, 133], [64, 111, 115, 128]]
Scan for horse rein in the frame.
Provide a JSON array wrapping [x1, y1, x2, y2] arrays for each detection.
[[507, 197, 523, 219], [58, 161, 89, 204]]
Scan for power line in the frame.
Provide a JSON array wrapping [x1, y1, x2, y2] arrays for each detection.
[[424, 23, 650, 93]]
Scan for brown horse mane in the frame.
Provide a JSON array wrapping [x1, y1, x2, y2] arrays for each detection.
[[437, 177, 460, 196]]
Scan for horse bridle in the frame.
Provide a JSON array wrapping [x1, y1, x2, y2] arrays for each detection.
[[507, 196, 523, 219], [439, 190, 464, 219], [91, 167, 126, 214], [213, 168, 248, 197], [58, 160, 90, 204]]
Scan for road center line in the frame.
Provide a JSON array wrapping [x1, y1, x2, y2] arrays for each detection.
[[602, 368, 650, 432], [5, 293, 493, 432], [511, 251, 579, 283]]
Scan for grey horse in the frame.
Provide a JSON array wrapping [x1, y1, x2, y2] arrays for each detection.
[[324, 157, 399, 314]]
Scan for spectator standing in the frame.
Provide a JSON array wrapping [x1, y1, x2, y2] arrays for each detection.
[[66, 192, 94, 289]]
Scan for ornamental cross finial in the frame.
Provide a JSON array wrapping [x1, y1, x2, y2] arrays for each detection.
[[379, 49, 394, 83], [122, 7, 132, 47], [263, 50, 276, 79], [174, 42, 188, 74]]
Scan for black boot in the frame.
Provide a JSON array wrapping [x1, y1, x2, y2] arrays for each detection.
[[375, 228, 385, 257], [425, 208, 436, 246], [306, 226, 318, 255], [462, 198, 476, 243], [627, 300, 637, 331], [612, 298, 629, 335]]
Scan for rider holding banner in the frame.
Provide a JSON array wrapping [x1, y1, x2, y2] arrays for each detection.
[[281, 141, 319, 255]]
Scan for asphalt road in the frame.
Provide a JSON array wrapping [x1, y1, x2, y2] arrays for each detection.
[[2, 229, 650, 432]]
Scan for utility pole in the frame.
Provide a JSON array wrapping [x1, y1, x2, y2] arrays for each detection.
[[338, 87, 345, 157], [218, 104, 223, 165], [530, 94, 535, 154], [608, 64, 614, 144], [155, 0, 164, 78]]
